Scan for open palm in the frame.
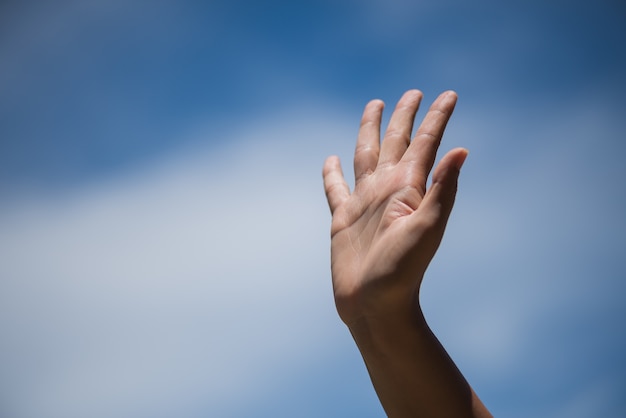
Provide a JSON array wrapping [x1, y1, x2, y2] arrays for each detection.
[[323, 90, 468, 325]]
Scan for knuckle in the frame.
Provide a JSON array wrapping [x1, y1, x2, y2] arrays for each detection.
[[414, 131, 438, 142], [384, 128, 408, 143], [354, 143, 376, 155], [360, 118, 377, 129]]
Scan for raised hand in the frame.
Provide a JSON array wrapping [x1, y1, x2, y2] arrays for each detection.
[[323, 90, 467, 325], [322, 90, 491, 417]]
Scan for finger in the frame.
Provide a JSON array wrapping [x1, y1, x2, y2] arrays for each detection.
[[401, 91, 457, 193], [410, 148, 468, 237], [377, 90, 423, 167], [354, 99, 384, 183], [323, 156, 350, 214]]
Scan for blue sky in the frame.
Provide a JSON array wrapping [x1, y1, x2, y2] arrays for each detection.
[[1, 1, 625, 417]]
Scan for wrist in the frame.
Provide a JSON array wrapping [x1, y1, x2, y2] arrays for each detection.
[[334, 269, 426, 321], [345, 301, 429, 357]]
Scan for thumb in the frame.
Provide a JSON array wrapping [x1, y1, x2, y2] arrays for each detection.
[[412, 148, 468, 233]]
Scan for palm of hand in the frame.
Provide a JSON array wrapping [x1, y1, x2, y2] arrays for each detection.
[[323, 90, 467, 324]]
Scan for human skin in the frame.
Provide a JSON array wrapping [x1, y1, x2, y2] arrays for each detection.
[[323, 90, 492, 417]]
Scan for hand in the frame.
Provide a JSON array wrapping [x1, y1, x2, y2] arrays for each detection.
[[323, 90, 492, 417], [323, 90, 468, 325]]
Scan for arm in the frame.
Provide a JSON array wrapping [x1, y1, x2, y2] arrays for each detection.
[[323, 90, 492, 418]]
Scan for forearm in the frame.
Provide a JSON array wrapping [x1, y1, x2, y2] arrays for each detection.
[[347, 305, 492, 418]]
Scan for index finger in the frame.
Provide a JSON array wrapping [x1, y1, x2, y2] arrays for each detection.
[[400, 91, 458, 192]]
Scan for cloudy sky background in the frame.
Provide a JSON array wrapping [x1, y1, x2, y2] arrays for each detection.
[[1, 1, 625, 417]]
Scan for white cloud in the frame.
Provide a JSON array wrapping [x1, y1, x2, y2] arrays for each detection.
[[0, 105, 355, 418]]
